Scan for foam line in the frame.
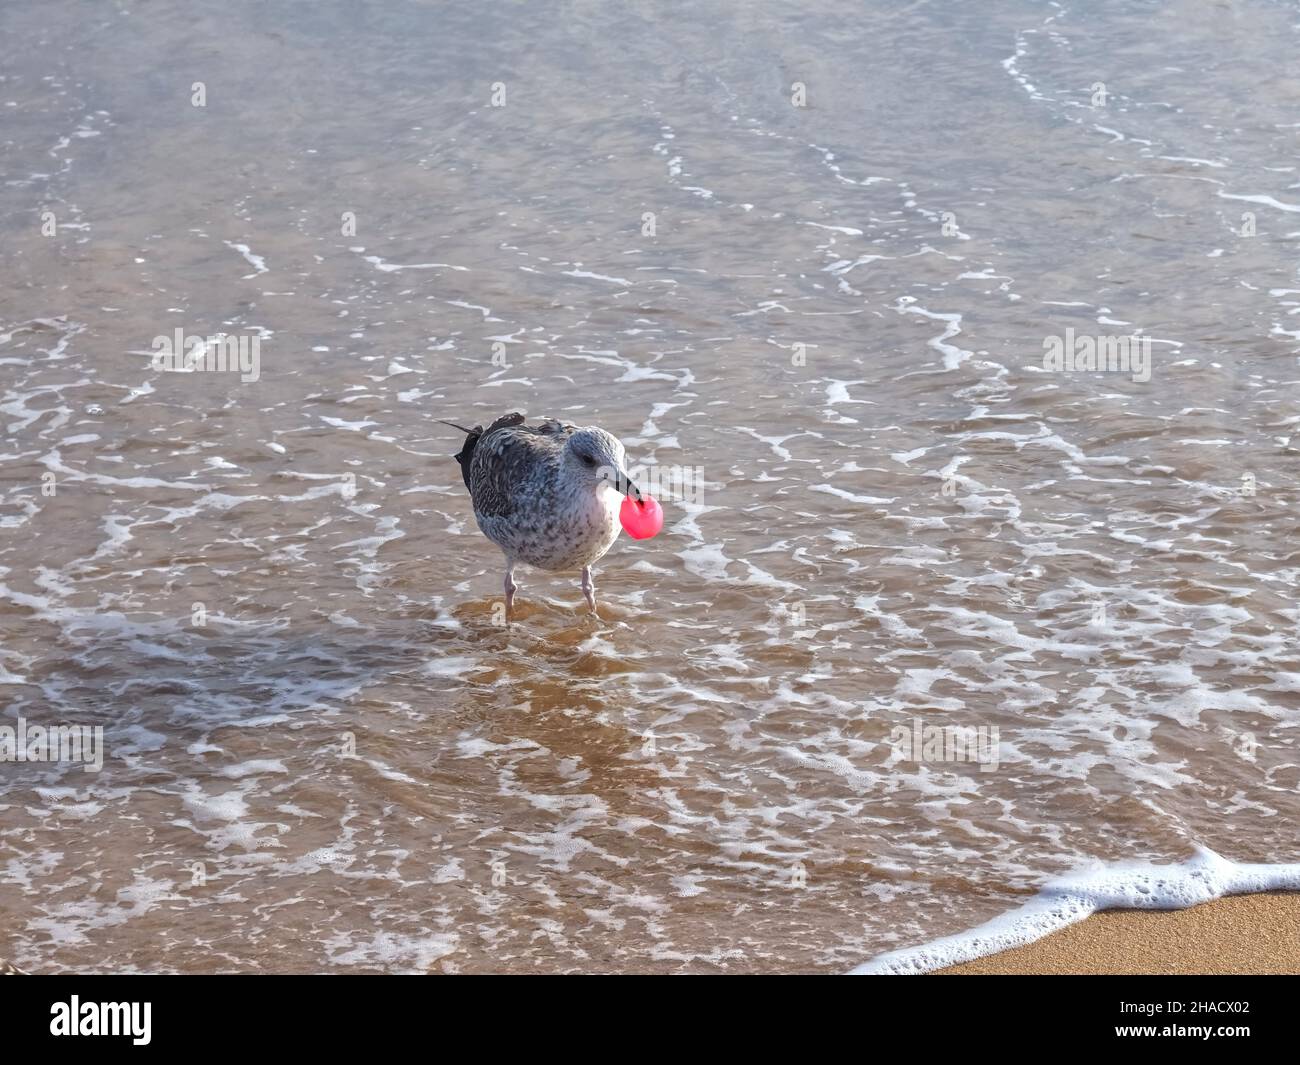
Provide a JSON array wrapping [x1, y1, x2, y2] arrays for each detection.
[[850, 849, 1300, 974]]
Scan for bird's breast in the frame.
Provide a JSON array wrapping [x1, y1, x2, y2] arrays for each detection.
[[478, 483, 620, 571]]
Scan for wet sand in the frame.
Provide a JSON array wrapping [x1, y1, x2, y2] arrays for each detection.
[[936, 892, 1300, 975]]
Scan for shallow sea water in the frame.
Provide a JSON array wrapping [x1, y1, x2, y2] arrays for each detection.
[[1, 0, 1299, 972]]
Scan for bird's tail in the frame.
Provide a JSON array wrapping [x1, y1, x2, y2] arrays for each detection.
[[438, 412, 525, 493], [438, 419, 481, 491]]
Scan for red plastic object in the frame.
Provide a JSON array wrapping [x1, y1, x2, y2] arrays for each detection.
[[619, 495, 663, 539]]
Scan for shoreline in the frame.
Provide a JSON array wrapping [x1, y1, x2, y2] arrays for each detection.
[[6, 892, 1299, 975], [935, 891, 1300, 975], [852, 850, 1300, 975]]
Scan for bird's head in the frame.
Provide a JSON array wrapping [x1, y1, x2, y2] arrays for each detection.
[[563, 427, 643, 501]]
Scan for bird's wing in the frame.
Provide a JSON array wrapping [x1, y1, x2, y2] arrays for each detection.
[[469, 415, 576, 518]]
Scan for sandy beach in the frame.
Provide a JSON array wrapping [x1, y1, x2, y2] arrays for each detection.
[[936, 892, 1300, 975]]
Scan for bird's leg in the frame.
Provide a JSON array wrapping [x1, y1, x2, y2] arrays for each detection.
[[581, 565, 596, 613], [504, 563, 517, 615]]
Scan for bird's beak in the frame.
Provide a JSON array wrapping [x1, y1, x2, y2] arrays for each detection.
[[603, 465, 644, 501]]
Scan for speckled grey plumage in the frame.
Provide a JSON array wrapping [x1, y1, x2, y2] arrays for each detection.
[[441, 411, 638, 611]]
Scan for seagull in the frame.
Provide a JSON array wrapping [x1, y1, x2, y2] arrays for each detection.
[[439, 412, 644, 614]]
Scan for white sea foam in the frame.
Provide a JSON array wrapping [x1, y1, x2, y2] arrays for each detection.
[[850, 849, 1300, 974], [223, 241, 268, 277]]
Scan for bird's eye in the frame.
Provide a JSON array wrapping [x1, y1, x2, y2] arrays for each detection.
[[583, 455, 598, 467]]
